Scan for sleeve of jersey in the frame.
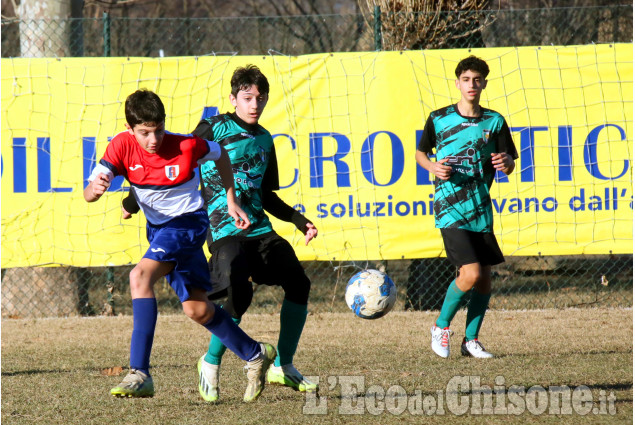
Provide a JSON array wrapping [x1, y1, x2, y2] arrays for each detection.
[[417, 115, 436, 153], [263, 190, 311, 234], [192, 120, 213, 140], [195, 135, 222, 164], [496, 120, 519, 160], [87, 139, 123, 182], [261, 145, 281, 192]]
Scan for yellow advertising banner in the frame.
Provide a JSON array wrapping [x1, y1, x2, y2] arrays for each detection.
[[1, 44, 632, 267]]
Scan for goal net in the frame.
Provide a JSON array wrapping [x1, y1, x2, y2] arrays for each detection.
[[1, 44, 632, 269]]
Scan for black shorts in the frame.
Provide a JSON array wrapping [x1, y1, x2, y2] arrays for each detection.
[[440, 228, 505, 267], [208, 233, 311, 309]]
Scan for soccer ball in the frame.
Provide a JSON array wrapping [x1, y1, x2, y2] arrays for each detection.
[[345, 269, 397, 319]]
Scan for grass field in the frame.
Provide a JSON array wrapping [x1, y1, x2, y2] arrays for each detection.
[[2, 308, 632, 424]]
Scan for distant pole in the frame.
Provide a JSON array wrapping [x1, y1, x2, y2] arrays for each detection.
[[103, 12, 110, 57], [373, 6, 382, 51], [70, 0, 84, 57]]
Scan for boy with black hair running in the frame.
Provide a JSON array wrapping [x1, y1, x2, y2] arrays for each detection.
[[122, 66, 318, 401], [85, 88, 276, 401], [415, 56, 518, 359], [193, 64, 318, 401]]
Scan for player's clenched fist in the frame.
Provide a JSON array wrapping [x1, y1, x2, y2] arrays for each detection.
[[304, 222, 318, 246], [491, 152, 515, 175], [84, 172, 111, 202], [432, 158, 452, 181]]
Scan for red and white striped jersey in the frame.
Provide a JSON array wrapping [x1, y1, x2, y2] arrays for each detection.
[[88, 131, 221, 225]]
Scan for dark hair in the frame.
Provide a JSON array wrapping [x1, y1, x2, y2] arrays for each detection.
[[231, 65, 269, 96], [455, 56, 490, 79], [125, 89, 166, 127]]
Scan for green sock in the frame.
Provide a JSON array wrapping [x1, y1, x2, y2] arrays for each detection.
[[465, 291, 491, 341], [204, 314, 241, 366], [435, 279, 467, 329], [274, 299, 308, 367]]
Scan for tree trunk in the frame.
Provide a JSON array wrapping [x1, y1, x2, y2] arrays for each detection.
[[18, 0, 71, 57]]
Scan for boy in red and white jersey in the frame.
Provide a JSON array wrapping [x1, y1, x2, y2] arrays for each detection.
[[84, 89, 276, 402]]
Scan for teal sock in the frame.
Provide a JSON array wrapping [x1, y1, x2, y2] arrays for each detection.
[[204, 313, 241, 366], [465, 291, 491, 341], [274, 299, 308, 367], [435, 280, 468, 329]]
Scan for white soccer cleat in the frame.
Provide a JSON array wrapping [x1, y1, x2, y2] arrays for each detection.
[[243, 343, 277, 403], [110, 369, 154, 398], [197, 356, 220, 402], [461, 338, 494, 359], [430, 325, 452, 358]]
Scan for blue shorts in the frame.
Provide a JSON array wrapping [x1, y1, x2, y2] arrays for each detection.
[[144, 209, 212, 302]]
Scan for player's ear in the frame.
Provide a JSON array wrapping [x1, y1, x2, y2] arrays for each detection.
[[455, 79, 460, 89], [125, 123, 134, 135], [483, 79, 488, 89], [229, 93, 237, 108]]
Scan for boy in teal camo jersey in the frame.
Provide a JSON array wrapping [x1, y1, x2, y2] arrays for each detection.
[[194, 65, 318, 401], [416, 56, 518, 359]]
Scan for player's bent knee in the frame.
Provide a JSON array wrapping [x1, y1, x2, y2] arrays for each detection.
[[283, 276, 311, 305], [128, 266, 143, 286], [226, 298, 249, 318], [459, 269, 482, 288], [182, 302, 214, 324], [128, 267, 154, 297], [225, 288, 252, 318]]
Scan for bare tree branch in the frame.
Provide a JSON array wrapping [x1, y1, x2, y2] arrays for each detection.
[[358, 0, 494, 49]]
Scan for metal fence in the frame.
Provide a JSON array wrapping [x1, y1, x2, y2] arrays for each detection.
[[1, 6, 632, 57], [1, 6, 633, 318], [1, 254, 632, 318]]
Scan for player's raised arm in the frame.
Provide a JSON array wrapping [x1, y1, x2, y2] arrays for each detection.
[[214, 145, 251, 229], [84, 172, 111, 202]]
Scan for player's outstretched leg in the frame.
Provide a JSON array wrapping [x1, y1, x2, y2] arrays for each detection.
[[244, 343, 277, 402], [267, 293, 317, 392], [185, 294, 274, 403], [197, 356, 220, 402], [111, 369, 155, 398], [197, 314, 240, 402]]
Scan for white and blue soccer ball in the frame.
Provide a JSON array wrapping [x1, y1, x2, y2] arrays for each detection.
[[345, 269, 397, 319]]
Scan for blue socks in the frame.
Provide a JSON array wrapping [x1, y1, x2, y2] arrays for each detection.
[[205, 310, 241, 365], [203, 306, 260, 362], [130, 298, 157, 375], [203, 300, 308, 367], [129, 299, 260, 373]]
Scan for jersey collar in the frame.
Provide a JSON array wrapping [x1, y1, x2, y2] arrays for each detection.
[[229, 112, 262, 133]]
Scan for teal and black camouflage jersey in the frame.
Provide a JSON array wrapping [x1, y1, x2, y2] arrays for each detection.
[[194, 112, 280, 248], [418, 104, 518, 233]]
